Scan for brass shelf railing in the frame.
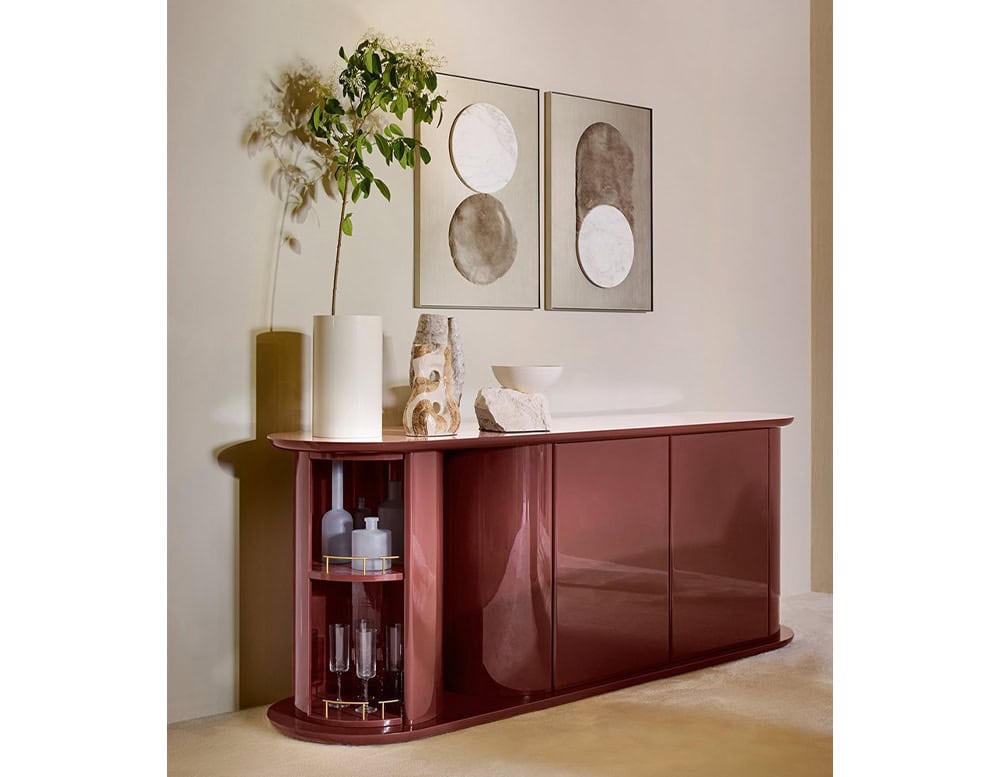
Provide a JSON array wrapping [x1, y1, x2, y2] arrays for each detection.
[[320, 554, 400, 575], [322, 698, 401, 721]]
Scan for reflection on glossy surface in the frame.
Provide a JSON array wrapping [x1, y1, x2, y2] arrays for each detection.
[[444, 445, 552, 696], [671, 430, 770, 659], [404, 451, 444, 724], [553, 437, 670, 689]]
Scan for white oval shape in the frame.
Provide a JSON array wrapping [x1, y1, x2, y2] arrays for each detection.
[[449, 102, 518, 193], [577, 205, 635, 288]]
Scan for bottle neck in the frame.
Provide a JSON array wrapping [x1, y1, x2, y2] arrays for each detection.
[[331, 461, 344, 510], [387, 480, 402, 501]]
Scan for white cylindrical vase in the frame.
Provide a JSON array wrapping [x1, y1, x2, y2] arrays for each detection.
[[313, 314, 382, 438]]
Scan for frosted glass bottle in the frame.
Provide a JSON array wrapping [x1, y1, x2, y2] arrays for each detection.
[[378, 480, 404, 560], [352, 516, 391, 572], [320, 461, 353, 564], [351, 496, 368, 529]]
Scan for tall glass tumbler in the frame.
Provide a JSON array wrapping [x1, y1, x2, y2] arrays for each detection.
[[328, 623, 350, 701]]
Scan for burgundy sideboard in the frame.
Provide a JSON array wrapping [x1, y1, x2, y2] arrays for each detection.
[[266, 412, 793, 744]]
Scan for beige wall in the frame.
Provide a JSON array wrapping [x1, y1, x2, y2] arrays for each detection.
[[810, 0, 833, 593], [168, 0, 811, 722]]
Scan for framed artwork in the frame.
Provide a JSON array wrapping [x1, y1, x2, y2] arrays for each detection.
[[545, 92, 653, 311], [415, 73, 540, 309]]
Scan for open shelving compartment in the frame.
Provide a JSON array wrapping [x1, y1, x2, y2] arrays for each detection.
[[305, 454, 407, 729]]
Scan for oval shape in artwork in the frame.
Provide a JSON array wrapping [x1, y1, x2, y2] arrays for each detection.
[[577, 204, 634, 288], [575, 122, 635, 229], [448, 194, 518, 285], [449, 102, 518, 193]]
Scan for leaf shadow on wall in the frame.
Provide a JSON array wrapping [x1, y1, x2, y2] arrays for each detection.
[[216, 330, 306, 709]]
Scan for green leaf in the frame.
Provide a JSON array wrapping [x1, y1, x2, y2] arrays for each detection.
[[419, 146, 431, 164], [427, 70, 437, 90], [364, 49, 374, 73], [351, 185, 362, 203], [371, 52, 381, 74], [336, 168, 347, 197], [339, 46, 347, 61], [393, 142, 404, 161], [342, 217, 353, 236], [388, 123, 403, 137], [374, 178, 391, 201]]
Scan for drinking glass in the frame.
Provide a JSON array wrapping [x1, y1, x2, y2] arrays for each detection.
[[355, 619, 377, 713], [386, 623, 403, 698], [328, 623, 350, 701]]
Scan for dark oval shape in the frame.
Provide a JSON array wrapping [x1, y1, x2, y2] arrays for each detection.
[[448, 194, 518, 285]]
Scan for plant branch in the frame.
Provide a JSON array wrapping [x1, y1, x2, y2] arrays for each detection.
[[331, 143, 357, 316]]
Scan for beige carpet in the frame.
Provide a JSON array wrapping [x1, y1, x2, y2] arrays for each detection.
[[168, 592, 831, 777]]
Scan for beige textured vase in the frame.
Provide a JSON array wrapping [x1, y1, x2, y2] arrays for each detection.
[[402, 315, 462, 437], [312, 314, 382, 439]]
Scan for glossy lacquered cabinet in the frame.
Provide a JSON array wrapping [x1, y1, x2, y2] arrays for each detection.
[[443, 445, 552, 697], [670, 430, 772, 659], [553, 438, 670, 689], [266, 413, 793, 745]]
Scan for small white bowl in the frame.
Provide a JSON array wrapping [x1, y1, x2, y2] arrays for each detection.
[[492, 365, 563, 394]]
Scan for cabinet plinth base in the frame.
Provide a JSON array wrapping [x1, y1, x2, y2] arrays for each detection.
[[267, 626, 793, 745]]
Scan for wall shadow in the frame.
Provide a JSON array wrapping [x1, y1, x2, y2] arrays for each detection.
[[217, 330, 306, 709]]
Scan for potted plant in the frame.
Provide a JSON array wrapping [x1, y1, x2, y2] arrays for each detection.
[[297, 34, 445, 438]]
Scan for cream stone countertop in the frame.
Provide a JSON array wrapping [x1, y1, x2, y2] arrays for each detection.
[[268, 411, 793, 452]]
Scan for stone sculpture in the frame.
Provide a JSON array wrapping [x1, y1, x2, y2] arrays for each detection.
[[474, 387, 552, 433], [403, 315, 462, 436]]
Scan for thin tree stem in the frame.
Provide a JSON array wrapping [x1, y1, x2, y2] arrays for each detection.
[[331, 144, 357, 316]]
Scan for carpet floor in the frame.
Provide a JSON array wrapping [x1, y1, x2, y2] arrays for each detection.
[[168, 592, 832, 777]]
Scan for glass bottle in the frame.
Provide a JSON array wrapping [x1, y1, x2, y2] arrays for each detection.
[[320, 461, 353, 564], [352, 496, 368, 529], [378, 480, 404, 560], [351, 516, 391, 572]]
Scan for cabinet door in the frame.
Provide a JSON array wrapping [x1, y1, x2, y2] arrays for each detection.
[[670, 430, 770, 660], [553, 437, 670, 689], [443, 445, 553, 697]]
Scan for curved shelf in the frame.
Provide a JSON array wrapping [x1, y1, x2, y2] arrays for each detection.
[[310, 696, 403, 728], [309, 561, 404, 583]]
